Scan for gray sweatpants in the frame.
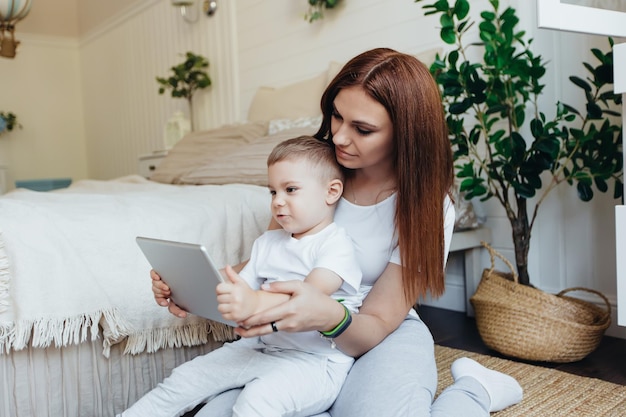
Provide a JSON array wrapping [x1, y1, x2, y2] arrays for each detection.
[[195, 316, 490, 417], [120, 337, 352, 417]]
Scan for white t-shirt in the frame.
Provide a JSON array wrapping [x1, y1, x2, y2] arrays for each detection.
[[333, 194, 455, 297], [239, 222, 362, 362]]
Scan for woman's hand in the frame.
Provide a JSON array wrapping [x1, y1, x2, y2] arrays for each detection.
[[234, 280, 344, 338], [150, 269, 188, 318]]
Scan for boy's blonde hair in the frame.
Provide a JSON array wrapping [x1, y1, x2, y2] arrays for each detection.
[[267, 136, 343, 184]]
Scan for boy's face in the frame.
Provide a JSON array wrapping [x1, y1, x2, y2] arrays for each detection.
[[268, 158, 336, 239]]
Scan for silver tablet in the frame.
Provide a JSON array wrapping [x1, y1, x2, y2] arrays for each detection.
[[136, 236, 236, 327]]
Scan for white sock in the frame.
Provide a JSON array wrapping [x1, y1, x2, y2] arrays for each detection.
[[451, 357, 523, 412]]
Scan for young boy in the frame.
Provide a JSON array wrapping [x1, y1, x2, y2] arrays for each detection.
[[120, 136, 362, 417]]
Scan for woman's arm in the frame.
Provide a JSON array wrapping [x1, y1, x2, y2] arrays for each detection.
[[235, 262, 413, 357], [332, 263, 412, 356], [219, 266, 344, 324]]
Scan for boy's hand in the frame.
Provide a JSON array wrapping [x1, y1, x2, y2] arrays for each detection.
[[217, 265, 258, 323]]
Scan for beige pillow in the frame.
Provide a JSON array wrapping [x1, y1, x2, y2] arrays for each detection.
[[179, 126, 318, 186], [150, 121, 269, 184], [247, 72, 327, 122]]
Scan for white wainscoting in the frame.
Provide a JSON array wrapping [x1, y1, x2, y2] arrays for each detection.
[[79, 0, 238, 180]]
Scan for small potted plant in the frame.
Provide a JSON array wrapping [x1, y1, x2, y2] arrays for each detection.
[[157, 52, 212, 131], [0, 111, 20, 136], [416, 0, 620, 362], [305, 0, 341, 23]]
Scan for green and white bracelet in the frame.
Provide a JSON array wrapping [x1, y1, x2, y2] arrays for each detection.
[[319, 303, 352, 348]]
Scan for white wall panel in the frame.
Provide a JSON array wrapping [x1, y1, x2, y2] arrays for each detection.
[[235, 0, 458, 120], [0, 34, 86, 188], [80, 0, 238, 179]]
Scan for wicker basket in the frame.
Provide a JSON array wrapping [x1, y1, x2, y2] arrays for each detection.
[[470, 242, 611, 363]]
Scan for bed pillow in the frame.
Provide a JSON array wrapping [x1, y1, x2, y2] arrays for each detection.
[[178, 126, 318, 186], [247, 72, 327, 122], [268, 115, 323, 135], [150, 121, 269, 184]]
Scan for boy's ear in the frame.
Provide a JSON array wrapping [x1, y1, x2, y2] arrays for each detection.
[[326, 179, 343, 205]]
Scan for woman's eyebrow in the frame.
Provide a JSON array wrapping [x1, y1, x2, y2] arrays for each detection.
[[352, 119, 378, 129]]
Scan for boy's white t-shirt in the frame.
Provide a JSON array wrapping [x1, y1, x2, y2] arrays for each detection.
[[239, 222, 362, 362]]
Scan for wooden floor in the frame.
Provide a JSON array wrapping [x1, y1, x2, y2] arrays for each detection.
[[416, 305, 626, 386]]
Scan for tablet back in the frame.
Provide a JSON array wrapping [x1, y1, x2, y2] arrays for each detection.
[[136, 236, 236, 327]]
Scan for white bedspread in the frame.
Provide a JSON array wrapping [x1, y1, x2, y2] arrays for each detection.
[[0, 176, 271, 356]]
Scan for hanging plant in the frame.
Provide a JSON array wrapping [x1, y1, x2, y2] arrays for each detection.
[[305, 0, 341, 23], [156, 52, 212, 131], [0, 111, 20, 136]]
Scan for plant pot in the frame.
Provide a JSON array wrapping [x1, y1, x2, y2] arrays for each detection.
[[470, 242, 611, 363]]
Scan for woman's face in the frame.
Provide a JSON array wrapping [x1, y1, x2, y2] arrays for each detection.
[[330, 86, 394, 172]]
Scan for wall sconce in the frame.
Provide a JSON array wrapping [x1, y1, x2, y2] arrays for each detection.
[[0, 0, 33, 59], [171, 0, 217, 23]]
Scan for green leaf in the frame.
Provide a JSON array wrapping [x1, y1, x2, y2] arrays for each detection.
[[449, 98, 473, 114], [577, 181, 594, 201], [535, 138, 560, 157], [586, 102, 603, 119], [480, 11, 495, 21], [479, 21, 496, 34], [530, 118, 543, 138], [594, 63, 614, 84], [514, 182, 535, 198], [441, 26, 456, 44], [615, 180, 624, 200], [594, 177, 608, 193], [440, 13, 454, 29], [570, 76, 592, 92], [454, 0, 470, 19]]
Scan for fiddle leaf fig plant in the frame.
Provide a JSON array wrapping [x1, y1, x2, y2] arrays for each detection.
[[416, 0, 623, 286], [157, 52, 212, 130]]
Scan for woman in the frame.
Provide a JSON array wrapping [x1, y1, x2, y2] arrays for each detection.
[[152, 48, 522, 416]]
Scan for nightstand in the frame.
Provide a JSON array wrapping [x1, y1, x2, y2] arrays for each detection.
[[138, 151, 168, 178]]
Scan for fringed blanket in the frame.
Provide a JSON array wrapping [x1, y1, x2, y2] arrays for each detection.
[[0, 176, 270, 356]]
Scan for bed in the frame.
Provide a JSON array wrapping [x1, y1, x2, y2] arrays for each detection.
[[0, 51, 482, 417]]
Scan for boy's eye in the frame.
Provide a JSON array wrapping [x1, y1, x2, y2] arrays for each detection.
[[269, 190, 276, 196], [286, 187, 297, 193]]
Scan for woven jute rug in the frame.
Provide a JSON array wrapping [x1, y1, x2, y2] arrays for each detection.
[[435, 345, 626, 417]]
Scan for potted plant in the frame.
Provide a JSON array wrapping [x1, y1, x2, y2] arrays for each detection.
[[417, 0, 622, 286], [305, 0, 341, 23], [157, 51, 212, 131], [415, 0, 620, 361], [0, 111, 20, 136]]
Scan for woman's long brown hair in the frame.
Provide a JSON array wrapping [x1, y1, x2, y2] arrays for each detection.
[[315, 48, 454, 304]]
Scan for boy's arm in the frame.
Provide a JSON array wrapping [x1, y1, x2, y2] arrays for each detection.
[[217, 265, 343, 324]]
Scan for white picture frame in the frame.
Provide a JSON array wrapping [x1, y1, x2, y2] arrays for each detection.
[[536, 0, 626, 37]]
